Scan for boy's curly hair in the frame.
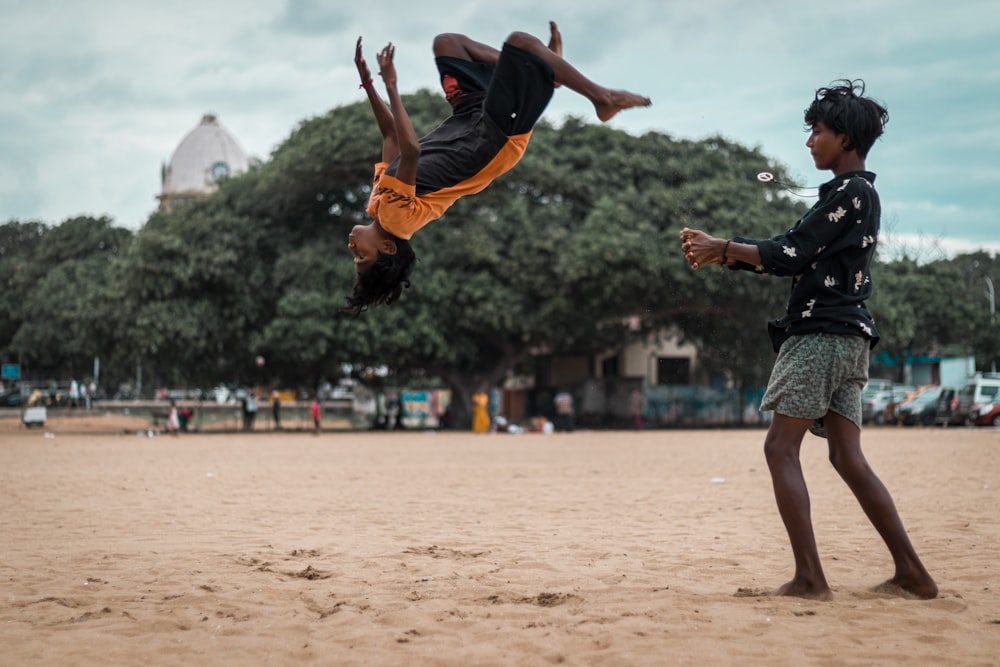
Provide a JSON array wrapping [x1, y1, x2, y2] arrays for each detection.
[[804, 79, 888, 159], [340, 238, 417, 315]]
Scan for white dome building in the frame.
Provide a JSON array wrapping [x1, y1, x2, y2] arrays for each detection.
[[158, 113, 249, 210]]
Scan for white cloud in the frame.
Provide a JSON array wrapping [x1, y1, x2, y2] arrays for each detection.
[[879, 232, 1000, 262], [1, 0, 999, 246]]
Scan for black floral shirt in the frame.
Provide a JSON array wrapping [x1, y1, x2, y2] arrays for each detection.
[[731, 170, 880, 353]]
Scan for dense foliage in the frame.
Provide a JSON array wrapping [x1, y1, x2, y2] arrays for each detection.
[[2, 92, 997, 422]]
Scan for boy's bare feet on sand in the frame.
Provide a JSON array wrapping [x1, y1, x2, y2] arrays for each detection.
[[769, 579, 834, 601], [872, 574, 938, 600], [595, 90, 653, 122]]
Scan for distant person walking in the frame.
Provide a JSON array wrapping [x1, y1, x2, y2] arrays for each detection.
[[166, 400, 180, 437], [629, 389, 646, 430], [271, 390, 282, 430], [68, 378, 81, 408], [553, 390, 574, 432], [244, 391, 258, 431], [472, 391, 490, 434], [311, 396, 322, 435]]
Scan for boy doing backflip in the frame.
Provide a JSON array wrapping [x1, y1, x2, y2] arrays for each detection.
[[343, 22, 651, 314], [679, 80, 937, 600]]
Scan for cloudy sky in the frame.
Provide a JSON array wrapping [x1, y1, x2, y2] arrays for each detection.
[[3, 0, 998, 257]]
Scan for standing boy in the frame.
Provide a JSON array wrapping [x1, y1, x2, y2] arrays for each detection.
[[344, 22, 651, 314], [679, 80, 936, 600]]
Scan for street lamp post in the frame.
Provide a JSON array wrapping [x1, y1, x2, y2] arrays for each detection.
[[985, 275, 996, 323], [985, 276, 997, 373]]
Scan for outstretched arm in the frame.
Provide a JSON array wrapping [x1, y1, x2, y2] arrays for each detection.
[[356, 37, 399, 164], [376, 43, 420, 186], [680, 227, 761, 270], [431, 32, 501, 63]]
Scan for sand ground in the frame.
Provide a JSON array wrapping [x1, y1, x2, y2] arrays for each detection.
[[2, 416, 998, 666]]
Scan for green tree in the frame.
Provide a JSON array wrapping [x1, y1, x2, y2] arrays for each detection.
[[114, 201, 275, 389], [10, 93, 996, 423], [946, 251, 1000, 372], [269, 101, 807, 422], [114, 92, 811, 423], [867, 251, 1000, 379], [632, 138, 807, 400], [0, 93, 853, 424], [1, 216, 132, 387], [0, 220, 48, 362]]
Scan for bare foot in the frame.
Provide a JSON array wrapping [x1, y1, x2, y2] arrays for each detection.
[[769, 579, 833, 601], [872, 574, 938, 600], [595, 90, 652, 122], [547, 21, 563, 89], [547, 20, 562, 56]]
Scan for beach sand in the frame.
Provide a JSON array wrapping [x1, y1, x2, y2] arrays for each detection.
[[2, 417, 998, 666]]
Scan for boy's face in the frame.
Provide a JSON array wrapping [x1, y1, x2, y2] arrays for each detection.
[[806, 121, 850, 172], [348, 223, 394, 273]]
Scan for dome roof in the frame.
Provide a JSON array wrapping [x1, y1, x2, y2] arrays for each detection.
[[160, 114, 249, 198]]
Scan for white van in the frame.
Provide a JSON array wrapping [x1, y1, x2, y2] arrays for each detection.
[[956, 377, 1000, 425]]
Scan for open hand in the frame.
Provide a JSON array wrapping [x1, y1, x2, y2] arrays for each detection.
[[355, 36, 372, 83], [376, 43, 397, 88]]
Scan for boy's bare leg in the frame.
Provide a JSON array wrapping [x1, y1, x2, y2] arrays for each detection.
[[432, 32, 501, 64], [505, 26, 650, 122], [764, 414, 833, 600], [824, 413, 938, 599]]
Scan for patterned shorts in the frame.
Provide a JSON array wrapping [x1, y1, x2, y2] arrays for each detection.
[[761, 333, 869, 432]]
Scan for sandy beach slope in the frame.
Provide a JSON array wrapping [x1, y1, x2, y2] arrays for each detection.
[[2, 420, 998, 666]]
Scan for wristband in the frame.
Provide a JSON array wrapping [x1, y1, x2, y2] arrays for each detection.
[[721, 240, 731, 265], [359, 79, 374, 90]]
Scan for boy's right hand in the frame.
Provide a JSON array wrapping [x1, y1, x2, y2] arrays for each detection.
[[355, 36, 372, 82]]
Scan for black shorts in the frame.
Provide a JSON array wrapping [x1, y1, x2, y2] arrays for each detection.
[[435, 42, 554, 137]]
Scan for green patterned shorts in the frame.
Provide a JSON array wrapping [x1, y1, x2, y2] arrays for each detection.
[[761, 332, 869, 431]]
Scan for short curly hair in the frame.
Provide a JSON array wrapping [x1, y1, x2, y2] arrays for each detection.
[[804, 79, 888, 159], [340, 238, 417, 315]]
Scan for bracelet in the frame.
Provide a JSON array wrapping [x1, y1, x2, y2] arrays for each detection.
[[359, 79, 374, 90], [721, 239, 731, 265]]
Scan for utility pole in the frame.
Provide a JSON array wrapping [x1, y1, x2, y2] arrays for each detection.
[[986, 276, 996, 373], [985, 275, 996, 323]]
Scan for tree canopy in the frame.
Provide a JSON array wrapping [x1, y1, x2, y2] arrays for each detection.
[[1, 216, 132, 383], [2, 91, 997, 420]]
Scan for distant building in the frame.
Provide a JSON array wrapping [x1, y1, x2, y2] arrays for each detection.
[[158, 113, 249, 211], [872, 352, 976, 388], [499, 329, 711, 427]]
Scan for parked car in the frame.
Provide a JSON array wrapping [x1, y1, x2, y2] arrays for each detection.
[[861, 379, 893, 407], [934, 386, 963, 426], [972, 401, 1000, 427], [962, 377, 1000, 427], [0, 391, 23, 407], [862, 385, 915, 424], [896, 386, 943, 426]]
